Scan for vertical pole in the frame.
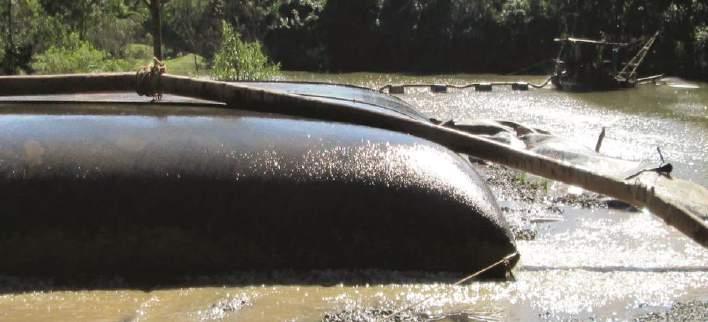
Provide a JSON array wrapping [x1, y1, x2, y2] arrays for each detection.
[[7, 0, 11, 49], [6, 0, 14, 74], [151, 0, 163, 60]]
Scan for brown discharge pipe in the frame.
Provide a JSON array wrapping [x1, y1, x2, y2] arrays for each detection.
[[1, 73, 706, 248]]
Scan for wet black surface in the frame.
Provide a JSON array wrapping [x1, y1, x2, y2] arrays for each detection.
[[0, 102, 516, 282], [244, 81, 425, 120]]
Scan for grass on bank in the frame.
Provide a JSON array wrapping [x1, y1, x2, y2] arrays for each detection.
[[30, 23, 278, 81], [211, 22, 280, 81], [163, 23, 281, 80], [118, 43, 210, 76], [31, 37, 210, 77], [163, 54, 209, 77]]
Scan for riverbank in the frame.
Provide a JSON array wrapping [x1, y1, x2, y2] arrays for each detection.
[[319, 161, 708, 322]]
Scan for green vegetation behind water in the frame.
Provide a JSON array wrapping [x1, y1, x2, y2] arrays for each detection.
[[1, 1, 708, 79]]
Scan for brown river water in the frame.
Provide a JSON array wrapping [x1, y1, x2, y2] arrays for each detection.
[[1, 73, 707, 321]]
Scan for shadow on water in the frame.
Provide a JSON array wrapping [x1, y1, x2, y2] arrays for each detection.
[[0, 269, 512, 295], [568, 83, 708, 127], [4, 262, 706, 295]]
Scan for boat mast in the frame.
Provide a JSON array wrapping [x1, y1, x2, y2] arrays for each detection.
[[615, 31, 660, 82]]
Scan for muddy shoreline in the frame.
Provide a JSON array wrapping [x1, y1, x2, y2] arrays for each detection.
[[473, 161, 624, 241], [475, 162, 704, 322], [322, 162, 706, 321]]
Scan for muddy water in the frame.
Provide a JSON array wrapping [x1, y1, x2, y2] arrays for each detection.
[[1, 73, 707, 321]]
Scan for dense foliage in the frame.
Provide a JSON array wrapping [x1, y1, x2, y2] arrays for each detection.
[[32, 33, 133, 74], [309, 0, 708, 77], [212, 21, 280, 80], [2, 0, 707, 79]]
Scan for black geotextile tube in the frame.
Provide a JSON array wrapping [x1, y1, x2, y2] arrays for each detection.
[[0, 73, 706, 248]]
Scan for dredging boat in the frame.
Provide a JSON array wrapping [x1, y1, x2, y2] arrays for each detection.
[[551, 32, 662, 91], [0, 70, 705, 283]]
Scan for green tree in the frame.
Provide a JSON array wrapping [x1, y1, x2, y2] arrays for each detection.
[[86, 0, 148, 56], [265, 0, 328, 70], [39, 0, 97, 37], [34, 1, 147, 56], [195, 0, 225, 61], [212, 21, 279, 80], [2, 0, 65, 74], [163, 0, 207, 54], [119, 0, 170, 59], [319, 0, 382, 71], [378, 0, 423, 70], [163, 0, 223, 61], [224, 0, 280, 41]]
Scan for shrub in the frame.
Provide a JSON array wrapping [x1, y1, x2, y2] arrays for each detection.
[[212, 21, 280, 81], [32, 33, 132, 74], [123, 43, 154, 61]]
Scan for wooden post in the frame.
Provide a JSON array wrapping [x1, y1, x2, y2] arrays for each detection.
[[595, 127, 606, 152]]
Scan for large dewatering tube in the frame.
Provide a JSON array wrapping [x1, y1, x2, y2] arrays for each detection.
[[0, 72, 706, 248]]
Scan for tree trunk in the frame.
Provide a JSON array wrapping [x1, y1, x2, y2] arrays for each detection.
[[6, 0, 14, 74], [7, 0, 11, 50], [150, 0, 163, 60]]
